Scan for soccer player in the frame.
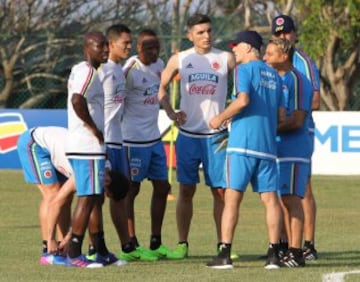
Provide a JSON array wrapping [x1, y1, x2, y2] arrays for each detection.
[[272, 14, 320, 260], [206, 31, 285, 270], [65, 31, 124, 267], [121, 29, 172, 259], [18, 126, 129, 266], [158, 13, 236, 259], [96, 24, 157, 262], [263, 37, 313, 267], [17, 126, 72, 265]]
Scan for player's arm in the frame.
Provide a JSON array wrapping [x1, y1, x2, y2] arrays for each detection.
[[226, 52, 236, 102], [209, 92, 249, 129], [71, 94, 104, 144], [278, 110, 306, 132], [307, 59, 321, 111], [227, 51, 236, 72], [278, 106, 287, 126], [312, 90, 320, 110], [158, 54, 185, 124]]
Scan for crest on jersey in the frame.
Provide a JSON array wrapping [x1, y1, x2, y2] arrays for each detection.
[[131, 168, 139, 176], [44, 170, 52, 178], [211, 60, 221, 71]]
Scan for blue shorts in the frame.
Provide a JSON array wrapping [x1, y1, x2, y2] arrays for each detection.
[[17, 130, 66, 185], [278, 161, 309, 198], [68, 158, 105, 196], [175, 132, 226, 188], [309, 131, 314, 176], [125, 141, 168, 182], [226, 154, 278, 193], [107, 146, 129, 177]]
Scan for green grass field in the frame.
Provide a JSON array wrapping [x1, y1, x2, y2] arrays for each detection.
[[1, 170, 360, 281]]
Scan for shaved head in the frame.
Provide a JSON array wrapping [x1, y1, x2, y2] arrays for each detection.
[[83, 31, 109, 68], [84, 31, 105, 47]]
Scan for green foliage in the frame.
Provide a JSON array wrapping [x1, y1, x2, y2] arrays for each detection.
[[298, 0, 360, 58]]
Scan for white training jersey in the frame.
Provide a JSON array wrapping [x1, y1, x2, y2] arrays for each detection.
[[32, 126, 73, 177], [66, 61, 106, 158], [179, 47, 229, 135], [121, 56, 164, 145], [98, 59, 127, 148]]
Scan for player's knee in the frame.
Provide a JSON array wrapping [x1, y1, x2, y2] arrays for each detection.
[[153, 180, 170, 196]]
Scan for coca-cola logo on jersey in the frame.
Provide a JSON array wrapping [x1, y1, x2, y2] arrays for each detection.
[[189, 84, 216, 95], [113, 95, 124, 104], [144, 96, 158, 105]]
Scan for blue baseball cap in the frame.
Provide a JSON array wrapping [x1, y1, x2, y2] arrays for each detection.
[[229, 30, 263, 51], [272, 15, 296, 34]]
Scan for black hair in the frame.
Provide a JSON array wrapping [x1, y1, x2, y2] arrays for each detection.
[[137, 28, 158, 44], [106, 24, 131, 41], [139, 28, 157, 37], [187, 13, 211, 29]]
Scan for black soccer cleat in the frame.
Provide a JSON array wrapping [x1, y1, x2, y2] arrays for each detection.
[[303, 247, 318, 261], [206, 256, 233, 270], [280, 249, 305, 268]]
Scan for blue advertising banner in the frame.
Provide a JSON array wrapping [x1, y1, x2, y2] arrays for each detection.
[[0, 109, 67, 169], [2, 109, 360, 174]]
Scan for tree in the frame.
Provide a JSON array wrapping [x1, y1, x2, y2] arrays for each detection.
[[1, 0, 359, 110], [297, 0, 360, 110], [0, 0, 145, 108], [214, 0, 360, 110]]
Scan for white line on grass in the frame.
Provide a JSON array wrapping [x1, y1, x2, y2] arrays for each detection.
[[323, 270, 360, 282]]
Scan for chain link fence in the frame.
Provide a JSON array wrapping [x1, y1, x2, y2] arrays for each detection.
[[2, 32, 359, 110]]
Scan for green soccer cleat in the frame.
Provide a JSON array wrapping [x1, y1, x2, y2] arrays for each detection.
[[166, 243, 188, 260], [148, 244, 172, 259], [85, 253, 97, 261], [118, 246, 158, 262]]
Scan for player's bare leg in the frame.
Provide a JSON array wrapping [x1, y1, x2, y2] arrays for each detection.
[[126, 182, 140, 245], [68, 196, 97, 258], [302, 178, 317, 259], [206, 189, 243, 269], [260, 192, 282, 245], [221, 189, 243, 244], [151, 180, 170, 237], [164, 183, 196, 259], [280, 195, 305, 267], [176, 183, 196, 243], [211, 188, 225, 243], [110, 198, 130, 245], [37, 183, 61, 252], [279, 197, 291, 248], [147, 179, 170, 255]]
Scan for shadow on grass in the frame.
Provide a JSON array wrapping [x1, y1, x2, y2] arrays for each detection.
[[180, 250, 360, 268]]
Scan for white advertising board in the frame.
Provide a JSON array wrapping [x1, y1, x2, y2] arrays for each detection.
[[312, 111, 360, 175]]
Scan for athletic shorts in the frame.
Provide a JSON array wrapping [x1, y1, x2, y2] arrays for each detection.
[[107, 146, 129, 177], [277, 161, 310, 198], [68, 158, 105, 196], [175, 132, 226, 188], [308, 131, 315, 176], [226, 154, 278, 193], [125, 141, 168, 182], [17, 130, 66, 185]]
